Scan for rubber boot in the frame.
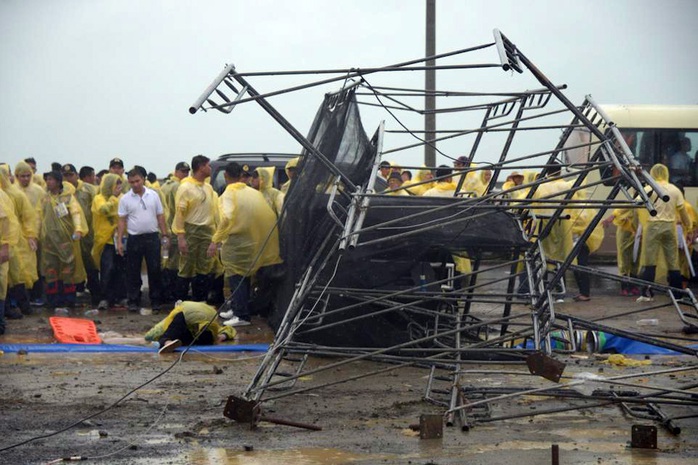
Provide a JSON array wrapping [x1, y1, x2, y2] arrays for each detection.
[[10, 284, 33, 315]]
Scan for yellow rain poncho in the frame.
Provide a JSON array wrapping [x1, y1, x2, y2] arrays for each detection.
[[571, 207, 605, 254], [173, 176, 219, 277], [638, 164, 690, 272], [14, 161, 45, 232], [476, 169, 493, 197], [75, 179, 98, 269], [612, 207, 639, 277], [33, 172, 46, 189], [91, 174, 122, 268], [402, 167, 434, 196], [679, 201, 698, 279], [144, 300, 236, 343], [160, 176, 183, 271], [0, 164, 38, 288], [0, 189, 20, 300], [454, 164, 484, 197], [280, 157, 300, 194], [40, 184, 88, 286], [533, 177, 574, 263], [255, 167, 285, 216], [212, 183, 282, 277], [423, 181, 458, 197]]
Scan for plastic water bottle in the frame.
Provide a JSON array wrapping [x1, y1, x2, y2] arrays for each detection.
[[161, 237, 169, 260], [84, 309, 99, 317], [636, 318, 658, 326]]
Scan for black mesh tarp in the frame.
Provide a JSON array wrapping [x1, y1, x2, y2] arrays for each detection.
[[269, 89, 528, 349]]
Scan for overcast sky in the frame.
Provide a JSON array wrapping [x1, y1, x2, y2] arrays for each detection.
[[1, 0, 696, 176]]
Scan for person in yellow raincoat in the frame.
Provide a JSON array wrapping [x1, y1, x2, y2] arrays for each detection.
[[0, 164, 38, 318], [502, 171, 524, 193], [384, 171, 408, 196], [0, 187, 20, 335], [422, 166, 472, 283], [402, 167, 435, 196], [23, 157, 47, 189], [92, 173, 127, 310], [15, 160, 46, 305], [280, 157, 300, 194], [678, 200, 698, 286], [160, 161, 191, 302], [62, 163, 101, 306], [208, 162, 282, 327], [636, 164, 691, 301], [41, 170, 88, 309], [144, 300, 236, 353], [532, 164, 574, 300], [173, 155, 219, 302], [251, 167, 285, 216], [569, 206, 604, 301], [423, 166, 458, 197], [476, 168, 493, 197], [452, 156, 484, 198], [602, 208, 640, 296]]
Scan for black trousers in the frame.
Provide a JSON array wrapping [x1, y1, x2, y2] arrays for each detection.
[[100, 244, 127, 304], [573, 243, 591, 296], [125, 232, 163, 306], [158, 312, 214, 347]]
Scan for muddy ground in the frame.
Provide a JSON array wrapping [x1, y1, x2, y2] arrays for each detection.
[[1, 275, 698, 465]]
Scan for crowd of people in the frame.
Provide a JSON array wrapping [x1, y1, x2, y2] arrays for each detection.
[[0, 155, 292, 337], [0, 152, 694, 339], [379, 156, 697, 303]]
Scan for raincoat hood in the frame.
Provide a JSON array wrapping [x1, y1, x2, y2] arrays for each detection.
[[14, 161, 33, 177], [255, 167, 274, 191], [100, 173, 121, 198], [650, 164, 669, 183], [284, 157, 300, 177], [0, 163, 11, 189]]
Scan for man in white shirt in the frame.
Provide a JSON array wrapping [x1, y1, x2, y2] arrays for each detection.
[[117, 167, 168, 312]]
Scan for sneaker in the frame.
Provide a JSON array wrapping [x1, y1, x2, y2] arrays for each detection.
[[636, 296, 654, 303], [223, 316, 251, 327], [117, 299, 129, 308], [151, 302, 162, 311], [554, 298, 565, 304], [631, 287, 641, 296], [128, 304, 140, 313], [219, 309, 234, 319], [30, 298, 45, 307], [5, 307, 24, 320], [620, 289, 629, 296], [158, 339, 182, 354], [97, 300, 109, 310]]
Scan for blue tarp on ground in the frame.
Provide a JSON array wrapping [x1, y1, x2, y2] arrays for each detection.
[[0, 343, 270, 353]]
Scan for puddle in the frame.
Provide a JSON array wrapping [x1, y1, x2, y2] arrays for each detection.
[[186, 447, 381, 465]]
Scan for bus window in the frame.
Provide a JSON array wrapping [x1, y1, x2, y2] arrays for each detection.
[[619, 129, 698, 188]]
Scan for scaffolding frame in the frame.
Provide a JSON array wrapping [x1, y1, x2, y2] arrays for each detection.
[[190, 29, 698, 431]]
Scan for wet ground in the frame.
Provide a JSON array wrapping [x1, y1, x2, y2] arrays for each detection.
[[1, 270, 698, 464]]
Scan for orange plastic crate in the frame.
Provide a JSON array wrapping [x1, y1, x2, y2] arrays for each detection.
[[49, 317, 102, 344]]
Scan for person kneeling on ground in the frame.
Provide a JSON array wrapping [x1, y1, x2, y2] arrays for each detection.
[[144, 300, 236, 354]]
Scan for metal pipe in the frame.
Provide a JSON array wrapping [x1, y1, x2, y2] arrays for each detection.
[[189, 63, 235, 114]]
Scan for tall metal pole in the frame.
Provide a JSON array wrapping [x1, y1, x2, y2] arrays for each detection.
[[425, 0, 436, 167]]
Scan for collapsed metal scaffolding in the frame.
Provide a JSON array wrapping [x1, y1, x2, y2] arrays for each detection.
[[190, 30, 698, 432]]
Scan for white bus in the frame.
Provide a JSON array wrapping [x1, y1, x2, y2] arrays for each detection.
[[575, 104, 698, 258]]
